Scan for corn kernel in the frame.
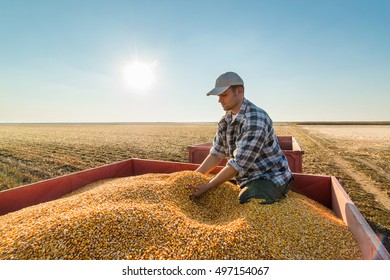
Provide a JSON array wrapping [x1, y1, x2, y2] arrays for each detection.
[[0, 171, 362, 260]]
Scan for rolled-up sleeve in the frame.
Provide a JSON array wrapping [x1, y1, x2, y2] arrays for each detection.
[[210, 145, 226, 158], [210, 119, 227, 159]]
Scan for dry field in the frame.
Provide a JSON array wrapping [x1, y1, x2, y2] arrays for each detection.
[[0, 123, 389, 253]]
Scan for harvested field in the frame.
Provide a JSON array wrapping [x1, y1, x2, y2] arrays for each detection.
[[0, 123, 389, 254], [299, 125, 390, 208], [0, 123, 215, 190]]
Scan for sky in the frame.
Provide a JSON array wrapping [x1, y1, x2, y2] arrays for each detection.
[[0, 0, 389, 123]]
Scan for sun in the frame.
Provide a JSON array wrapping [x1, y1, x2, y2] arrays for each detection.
[[122, 60, 157, 90]]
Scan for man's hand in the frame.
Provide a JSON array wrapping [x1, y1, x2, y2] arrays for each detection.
[[189, 164, 238, 198], [190, 183, 213, 197]]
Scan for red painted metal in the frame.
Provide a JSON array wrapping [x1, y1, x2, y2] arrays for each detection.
[[291, 173, 332, 208], [0, 158, 388, 259], [187, 136, 305, 173], [330, 177, 389, 260], [0, 159, 135, 215]]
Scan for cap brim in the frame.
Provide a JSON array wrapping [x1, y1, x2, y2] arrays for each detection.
[[206, 86, 230, 96]]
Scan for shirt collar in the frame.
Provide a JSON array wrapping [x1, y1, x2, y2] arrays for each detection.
[[226, 98, 248, 124]]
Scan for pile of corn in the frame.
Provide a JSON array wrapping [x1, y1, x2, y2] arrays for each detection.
[[0, 171, 362, 260]]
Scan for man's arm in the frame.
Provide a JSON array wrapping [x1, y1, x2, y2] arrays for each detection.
[[195, 153, 223, 174]]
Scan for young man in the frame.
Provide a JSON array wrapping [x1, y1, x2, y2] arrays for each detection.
[[191, 72, 293, 204]]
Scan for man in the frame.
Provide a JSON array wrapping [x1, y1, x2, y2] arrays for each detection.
[[191, 72, 293, 204]]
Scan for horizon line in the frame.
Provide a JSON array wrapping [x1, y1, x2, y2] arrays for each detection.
[[0, 121, 389, 125]]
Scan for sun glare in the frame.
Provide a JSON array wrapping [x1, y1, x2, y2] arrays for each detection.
[[123, 60, 157, 91]]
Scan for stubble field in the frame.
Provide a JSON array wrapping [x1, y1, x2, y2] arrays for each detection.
[[0, 123, 389, 253]]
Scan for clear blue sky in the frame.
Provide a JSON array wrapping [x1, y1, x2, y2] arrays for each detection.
[[1, 0, 389, 122]]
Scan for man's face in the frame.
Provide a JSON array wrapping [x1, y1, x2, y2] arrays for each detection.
[[218, 86, 243, 114]]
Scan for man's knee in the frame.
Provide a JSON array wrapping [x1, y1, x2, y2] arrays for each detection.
[[238, 183, 274, 204], [238, 178, 291, 204]]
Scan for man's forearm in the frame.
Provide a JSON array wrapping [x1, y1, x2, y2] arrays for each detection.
[[208, 164, 237, 188], [195, 153, 223, 174]]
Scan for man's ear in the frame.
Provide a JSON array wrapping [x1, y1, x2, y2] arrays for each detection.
[[237, 86, 244, 96]]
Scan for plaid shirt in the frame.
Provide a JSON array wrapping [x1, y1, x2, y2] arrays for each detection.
[[210, 98, 292, 187]]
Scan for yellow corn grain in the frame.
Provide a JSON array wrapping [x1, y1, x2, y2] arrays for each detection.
[[0, 171, 362, 260]]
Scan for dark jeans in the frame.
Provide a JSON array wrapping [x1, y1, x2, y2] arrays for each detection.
[[238, 177, 294, 204]]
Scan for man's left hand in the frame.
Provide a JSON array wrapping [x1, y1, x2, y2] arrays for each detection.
[[189, 183, 213, 197]]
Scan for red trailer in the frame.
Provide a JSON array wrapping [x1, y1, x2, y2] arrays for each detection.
[[0, 158, 388, 260], [187, 136, 304, 173]]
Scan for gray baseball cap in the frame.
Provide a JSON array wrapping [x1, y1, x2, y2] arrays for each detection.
[[206, 72, 244, 96]]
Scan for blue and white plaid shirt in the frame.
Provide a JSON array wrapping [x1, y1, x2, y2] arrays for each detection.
[[210, 98, 292, 187]]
